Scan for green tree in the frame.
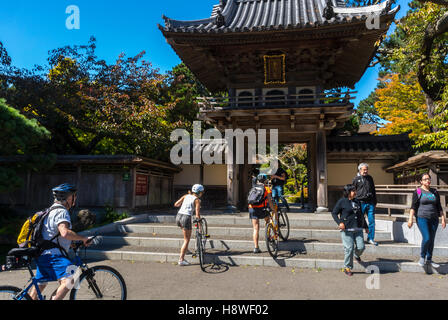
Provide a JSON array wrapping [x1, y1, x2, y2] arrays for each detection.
[[374, 0, 448, 147], [0, 38, 184, 160], [162, 63, 209, 128], [0, 98, 53, 194], [278, 144, 308, 195]]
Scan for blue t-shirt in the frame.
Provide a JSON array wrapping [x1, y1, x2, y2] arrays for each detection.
[[41, 204, 72, 256]]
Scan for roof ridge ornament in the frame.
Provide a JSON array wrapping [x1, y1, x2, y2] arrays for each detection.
[[215, 9, 226, 27], [323, 0, 336, 20]]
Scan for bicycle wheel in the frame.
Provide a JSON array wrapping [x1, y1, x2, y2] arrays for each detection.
[[70, 265, 127, 300], [0, 286, 31, 300], [278, 208, 290, 241], [199, 218, 208, 248], [265, 223, 279, 258], [199, 218, 208, 236], [196, 233, 205, 272]]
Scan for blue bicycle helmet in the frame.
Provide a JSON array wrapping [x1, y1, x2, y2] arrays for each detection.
[[52, 183, 77, 201]]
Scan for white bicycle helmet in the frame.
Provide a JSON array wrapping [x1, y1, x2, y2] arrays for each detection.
[[192, 184, 205, 194]]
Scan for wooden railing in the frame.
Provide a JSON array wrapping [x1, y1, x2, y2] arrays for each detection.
[[376, 185, 448, 216], [198, 91, 357, 111]]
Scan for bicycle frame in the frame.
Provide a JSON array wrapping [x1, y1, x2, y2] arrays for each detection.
[[14, 265, 44, 300], [12, 240, 93, 300]]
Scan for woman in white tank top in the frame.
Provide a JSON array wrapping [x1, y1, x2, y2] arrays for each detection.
[[174, 184, 205, 266]]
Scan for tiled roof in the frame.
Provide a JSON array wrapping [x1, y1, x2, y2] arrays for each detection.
[[160, 0, 399, 34], [327, 133, 411, 153], [387, 151, 448, 171]]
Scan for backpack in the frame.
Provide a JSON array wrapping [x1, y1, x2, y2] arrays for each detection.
[[17, 205, 67, 255], [247, 184, 267, 206]]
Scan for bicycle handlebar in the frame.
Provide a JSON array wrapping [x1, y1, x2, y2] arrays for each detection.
[[72, 235, 98, 251]]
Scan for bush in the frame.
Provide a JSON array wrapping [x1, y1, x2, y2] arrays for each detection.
[[102, 205, 129, 225]]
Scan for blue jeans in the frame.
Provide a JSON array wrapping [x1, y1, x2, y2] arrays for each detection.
[[361, 202, 376, 241], [417, 217, 439, 261], [341, 230, 365, 269], [271, 185, 290, 210]]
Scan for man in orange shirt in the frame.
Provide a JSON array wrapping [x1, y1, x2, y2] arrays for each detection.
[[249, 174, 278, 253]]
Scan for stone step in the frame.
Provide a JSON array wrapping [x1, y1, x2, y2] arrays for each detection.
[[147, 214, 366, 230], [98, 235, 448, 257], [122, 224, 393, 241], [82, 245, 448, 274]]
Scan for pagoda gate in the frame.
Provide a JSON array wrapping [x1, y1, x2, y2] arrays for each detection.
[[159, 0, 399, 211]]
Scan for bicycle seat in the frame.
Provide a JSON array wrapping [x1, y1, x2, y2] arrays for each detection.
[[8, 247, 39, 258]]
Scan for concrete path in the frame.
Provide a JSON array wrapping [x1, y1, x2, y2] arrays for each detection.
[[1, 260, 447, 300]]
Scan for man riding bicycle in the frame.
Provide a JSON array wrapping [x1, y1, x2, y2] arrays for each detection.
[[29, 183, 91, 300]]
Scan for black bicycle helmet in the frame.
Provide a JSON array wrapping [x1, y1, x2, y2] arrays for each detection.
[[52, 183, 77, 201], [257, 174, 268, 184]]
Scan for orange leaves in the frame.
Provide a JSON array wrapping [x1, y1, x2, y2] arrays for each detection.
[[374, 73, 431, 141]]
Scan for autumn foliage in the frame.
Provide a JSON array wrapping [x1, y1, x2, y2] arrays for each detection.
[[374, 73, 431, 142]]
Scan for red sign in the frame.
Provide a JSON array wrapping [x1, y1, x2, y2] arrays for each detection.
[[135, 175, 148, 196]]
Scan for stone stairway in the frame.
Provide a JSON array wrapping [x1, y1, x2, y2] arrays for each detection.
[[82, 212, 448, 274]]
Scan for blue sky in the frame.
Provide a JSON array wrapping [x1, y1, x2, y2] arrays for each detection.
[[0, 0, 410, 106]]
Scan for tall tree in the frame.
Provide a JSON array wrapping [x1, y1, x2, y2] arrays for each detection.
[[376, 1, 448, 133]]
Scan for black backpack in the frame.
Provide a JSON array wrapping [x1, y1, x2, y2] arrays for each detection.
[[247, 184, 267, 206]]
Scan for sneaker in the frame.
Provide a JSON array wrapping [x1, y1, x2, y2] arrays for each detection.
[[354, 256, 362, 263], [253, 248, 261, 254], [418, 257, 425, 267], [427, 260, 440, 268], [343, 268, 353, 276], [368, 240, 378, 246], [178, 260, 191, 266]]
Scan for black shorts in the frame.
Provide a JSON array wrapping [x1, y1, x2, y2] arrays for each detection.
[[249, 207, 269, 220]]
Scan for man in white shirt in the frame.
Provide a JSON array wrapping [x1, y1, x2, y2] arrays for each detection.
[[29, 183, 91, 300]]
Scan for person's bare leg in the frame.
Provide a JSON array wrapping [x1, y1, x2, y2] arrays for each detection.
[[29, 283, 47, 300], [51, 279, 71, 300], [252, 219, 260, 249], [180, 228, 192, 261]]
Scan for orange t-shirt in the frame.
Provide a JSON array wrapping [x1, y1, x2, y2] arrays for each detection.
[[249, 186, 271, 209]]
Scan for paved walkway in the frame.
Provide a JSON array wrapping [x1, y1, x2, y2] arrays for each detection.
[[1, 260, 447, 300]]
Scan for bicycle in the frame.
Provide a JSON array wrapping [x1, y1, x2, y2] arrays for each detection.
[[192, 218, 209, 272], [265, 204, 290, 258], [0, 236, 127, 300]]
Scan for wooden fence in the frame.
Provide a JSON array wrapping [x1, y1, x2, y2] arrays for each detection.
[[376, 185, 448, 216]]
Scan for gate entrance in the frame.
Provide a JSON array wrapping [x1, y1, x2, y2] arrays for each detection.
[[160, 0, 399, 211]]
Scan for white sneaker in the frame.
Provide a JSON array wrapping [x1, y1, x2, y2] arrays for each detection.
[[178, 260, 191, 266], [427, 260, 440, 268]]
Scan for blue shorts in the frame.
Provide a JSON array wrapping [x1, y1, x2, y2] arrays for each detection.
[[35, 255, 75, 283]]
